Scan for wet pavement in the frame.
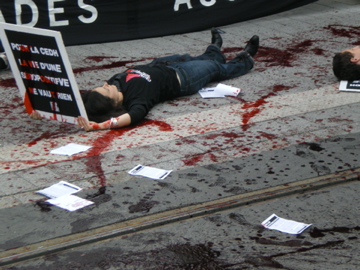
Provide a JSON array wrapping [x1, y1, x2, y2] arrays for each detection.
[[1, 0, 360, 269], [6, 180, 360, 269]]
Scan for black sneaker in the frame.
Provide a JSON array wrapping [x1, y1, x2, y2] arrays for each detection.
[[211, 28, 223, 49], [244, 35, 259, 57]]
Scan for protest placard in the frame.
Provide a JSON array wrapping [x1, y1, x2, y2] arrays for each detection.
[[0, 23, 88, 124], [339, 80, 360, 92]]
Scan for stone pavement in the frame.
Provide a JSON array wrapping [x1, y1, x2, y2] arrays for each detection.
[[1, 0, 360, 268]]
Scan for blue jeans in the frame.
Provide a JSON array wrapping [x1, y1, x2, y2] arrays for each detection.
[[150, 45, 254, 96]]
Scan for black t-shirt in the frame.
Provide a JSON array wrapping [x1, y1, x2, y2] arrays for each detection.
[[107, 64, 180, 125]]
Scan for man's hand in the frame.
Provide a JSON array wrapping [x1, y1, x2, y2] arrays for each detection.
[[77, 116, 101, 131], [30, 110, 42, 120], [77, 113, 131, 131]]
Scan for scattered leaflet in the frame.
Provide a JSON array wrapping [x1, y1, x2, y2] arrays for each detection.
[[199, 88, 224, 98], [199, 83, 241, 98], [262, 213, 312, 235], [50, 143, 92, 156], [36, 181, 82, 199], [128, 164, 172, 180], [36, 181, 94, 211], [339, 80, 360, 92], [46, 194, 94, 212]]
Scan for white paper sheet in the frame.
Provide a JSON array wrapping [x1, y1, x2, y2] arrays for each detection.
[[128, 164, 172, 180], [36, 181, 82, 199], [46, 194, 94, 211], [198, 88, 225, 98], [261, 214, 312, 234], [199, 83, 241, 98], [50, 143, 92, 156]]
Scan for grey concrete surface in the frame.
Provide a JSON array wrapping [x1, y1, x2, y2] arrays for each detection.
[[1, 0, 360, 268], [1, 132, 360, 251], [6, 180, 360, 269]]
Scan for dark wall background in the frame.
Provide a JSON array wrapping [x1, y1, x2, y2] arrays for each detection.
[[0, 0, 316, 46]]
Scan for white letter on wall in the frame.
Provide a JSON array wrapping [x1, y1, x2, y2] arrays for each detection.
[[49, 0, 69, 26], [78, 0, 98, 24], [0, 9, 5, 22], [200, 0, 216, 7], [15, 0, 39, 26], [174, 0, 193, 12]]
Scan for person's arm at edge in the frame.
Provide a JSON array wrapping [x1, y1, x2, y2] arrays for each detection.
[[30, 110, 43, 119], [77, 113, 131, 132]]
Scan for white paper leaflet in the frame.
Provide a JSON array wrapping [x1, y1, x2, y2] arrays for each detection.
[[199, 83, 241, 98], [128, 164, 172, 180], [50, 143, 92, 156], [46, 194, 94, 212], [262, 214, 312, 234], [36, 181, 82, 199]]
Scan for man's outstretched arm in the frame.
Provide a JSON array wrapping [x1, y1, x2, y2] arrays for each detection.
[[77, 113, 131, 131]]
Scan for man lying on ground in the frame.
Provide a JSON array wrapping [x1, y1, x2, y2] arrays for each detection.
[[32, 29, 260, 131], [333, 45, 360, 81]]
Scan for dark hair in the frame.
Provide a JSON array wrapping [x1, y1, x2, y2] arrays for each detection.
[[81, 91, 127, 123], [333, 51, 360, 81]]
